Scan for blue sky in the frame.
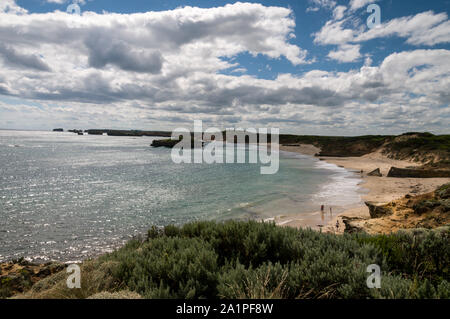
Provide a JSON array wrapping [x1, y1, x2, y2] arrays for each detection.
[[0, 0, 449, 134]]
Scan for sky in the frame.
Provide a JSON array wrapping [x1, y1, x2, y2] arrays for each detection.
[[0, 0, 449, 135]]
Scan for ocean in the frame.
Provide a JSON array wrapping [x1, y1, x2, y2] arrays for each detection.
[[0, 130, 362, 263]]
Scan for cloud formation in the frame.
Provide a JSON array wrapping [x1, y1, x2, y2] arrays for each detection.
[[0, 1, 448, 135], [349, 0, 378, 11], [315, 10, 450, 46], [327, 44, 361, 62], [0, 44, 51, 71]]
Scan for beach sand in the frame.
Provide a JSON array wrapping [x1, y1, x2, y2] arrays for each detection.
[[279, 144, 321, 156], [278, 146, 450, 233]]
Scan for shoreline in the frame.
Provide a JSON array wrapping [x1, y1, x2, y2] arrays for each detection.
[[279, 145, 450, 233], [1, 143, 448, 265]]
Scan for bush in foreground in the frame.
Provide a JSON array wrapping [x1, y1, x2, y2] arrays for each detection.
[[12, 221, 450, 299]]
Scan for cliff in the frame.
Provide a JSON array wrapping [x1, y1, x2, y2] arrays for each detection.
[[342, 183, 450, 234], [388, 167, 450, 178]]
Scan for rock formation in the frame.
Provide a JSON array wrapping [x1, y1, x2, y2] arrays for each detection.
[[342, 183, 450, 234], [0, 259, 65, 298], [367, 168, 382, 177], [387, 167, 450, 178], [365, 201, 394, 218]]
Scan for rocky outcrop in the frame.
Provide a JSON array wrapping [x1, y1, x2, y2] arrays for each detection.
[[151, 138, 204, 149], [0, 259, 66, 298], [367, 168, 382, 177], [86, 129, 173, 137], [365, 202, 394, 218], [68, 129, 83, 134], [340, 183, 450, 235], [151, 139, 181, 148], [436, 184, 450, 199], [387, 167, 450, 178], [342, 217, 365, 234], [413, 199, 450, 215]]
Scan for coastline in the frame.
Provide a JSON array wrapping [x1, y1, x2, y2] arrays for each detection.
[[279, 145, 450, 233], [1, 142, 447, 265]]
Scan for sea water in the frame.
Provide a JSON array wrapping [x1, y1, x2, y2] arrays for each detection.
[[0, 130, 362, 263]]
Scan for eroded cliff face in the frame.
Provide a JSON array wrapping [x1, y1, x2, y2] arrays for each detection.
[[380, 133, 450, 169], [343, 183, 450, 234], [0, 259, 66, 298], [387, 167, 450, 178], [279, 133, 449, 170]]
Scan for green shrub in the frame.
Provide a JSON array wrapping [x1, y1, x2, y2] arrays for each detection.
[[356, 227, 449, 285], [107, 237, 219, 299], [108, 221, 386, 299], [437, 281, 450, 299], [13, 221, 450, 299], [218, 262, 289, 299]]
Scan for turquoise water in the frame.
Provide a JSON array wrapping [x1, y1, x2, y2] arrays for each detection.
[[0, 130, 362, 263]]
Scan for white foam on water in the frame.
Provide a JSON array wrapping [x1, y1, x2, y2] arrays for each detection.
[[312, 160, 363, 207]]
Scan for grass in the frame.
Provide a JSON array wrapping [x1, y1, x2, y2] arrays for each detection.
[[279, 135, 391, 157], [150, 131, 450, 165], [382, 133, 450, 163], [11, 221, 450, 299], [279, 132, 450, 165]]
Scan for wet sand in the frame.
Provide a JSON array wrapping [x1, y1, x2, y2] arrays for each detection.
[[278, 146, 450, 233]]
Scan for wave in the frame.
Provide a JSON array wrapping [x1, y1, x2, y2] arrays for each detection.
[[312, 160, 363, 207]]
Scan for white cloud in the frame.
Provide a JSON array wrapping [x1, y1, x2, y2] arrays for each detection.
[[328, 44, 361, 62], [333, 5, 347, 21], [349, 0, 378, 11], [0, 0, 27, 14], [0, 3, 308, 67], [306, 7, 320, 13], [314, 19, 356, 45], [46, 0, 87, 4], [0, 2, 448, 134], [231, 68, 247, 73], [314, 10, 450, 46], [306, 0, 336, 12], [310, 0, 337, 9], [355, 11, 450, 46]]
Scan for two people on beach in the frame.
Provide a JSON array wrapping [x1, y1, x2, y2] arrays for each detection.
[[318, 204, 339, 232], [320, 204, 332, 221]]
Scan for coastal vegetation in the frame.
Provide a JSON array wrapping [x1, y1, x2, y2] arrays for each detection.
[[58, 127, 449, 168], [145, 130, 449, 168], [0, 260, 65, 298], [85, 129, 172, 137], [14, 131, 446, 299], [342, 183, 450, 234], [280, 132, 450, 166], [279, 134, 391, 157], [6, 218, 449, 299], [381, 133, 450, 169]]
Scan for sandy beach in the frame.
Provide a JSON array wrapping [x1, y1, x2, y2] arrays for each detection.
[[278, 145, 450, 233]]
